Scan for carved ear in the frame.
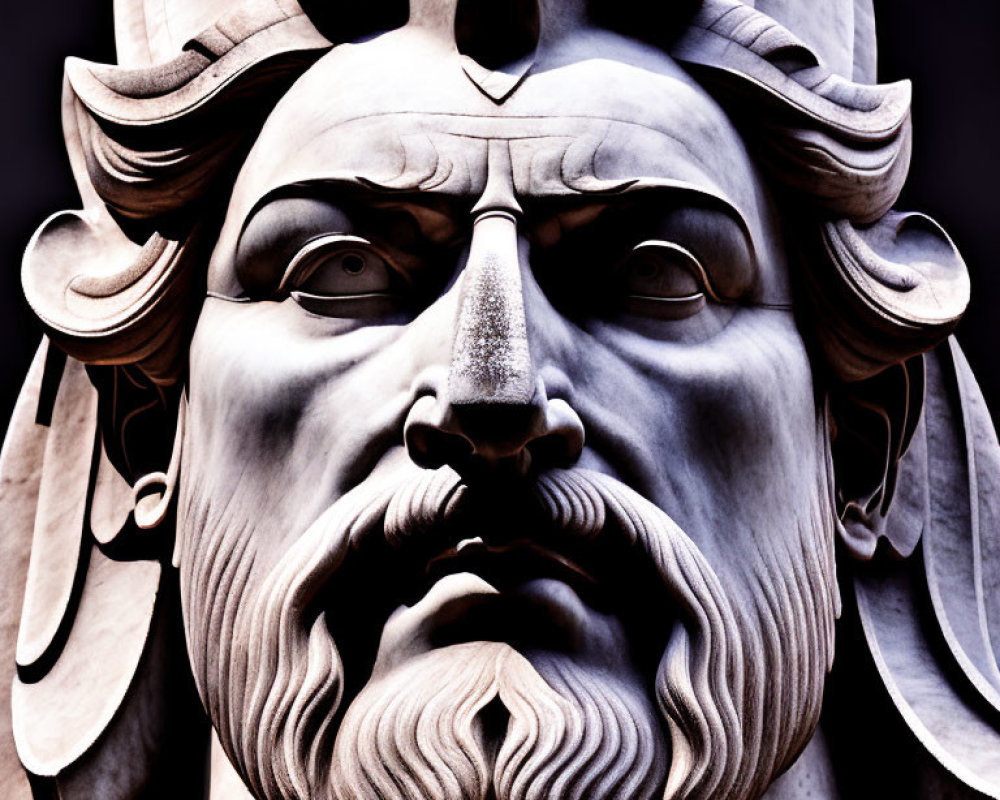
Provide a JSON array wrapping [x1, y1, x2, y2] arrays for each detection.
[[828, 357, 924, 560], [821, 214, 970, 560], [811, 210, 969, 559]]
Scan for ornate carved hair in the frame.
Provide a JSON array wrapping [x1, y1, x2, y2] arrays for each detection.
[[19, 0, 970, 392]]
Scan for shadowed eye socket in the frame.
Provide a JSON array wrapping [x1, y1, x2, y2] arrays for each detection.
[[280, 234, 406, 317], [618, 240, 711, 320]]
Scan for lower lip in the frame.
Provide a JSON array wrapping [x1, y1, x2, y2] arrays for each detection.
[[369, 572, 633, 678], [421, 540, 601, 605]]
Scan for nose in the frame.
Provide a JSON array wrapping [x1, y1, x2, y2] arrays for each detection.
[[404, 209, 584, 479]]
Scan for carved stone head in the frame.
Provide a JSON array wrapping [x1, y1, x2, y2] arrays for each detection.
[[4, 2, 998, 800]]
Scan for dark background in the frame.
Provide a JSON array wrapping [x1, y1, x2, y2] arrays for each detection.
[[2, 1, 999, 435]]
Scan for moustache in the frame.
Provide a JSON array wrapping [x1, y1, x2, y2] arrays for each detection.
[[374, 467, 715, 620], [276, 464, 730, 629]]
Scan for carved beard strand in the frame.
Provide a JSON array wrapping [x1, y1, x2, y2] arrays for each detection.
[[177, 447, 837, 800], [527, 469, 838, 800], [329, 642, 666, 800]]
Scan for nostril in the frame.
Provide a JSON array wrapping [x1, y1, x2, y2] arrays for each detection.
[[528, 431, 579, 469], [405, 422, 474, 470], [450, 403, 539, 454]]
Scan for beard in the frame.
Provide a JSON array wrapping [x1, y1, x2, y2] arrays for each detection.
[[176, 441, 838, 800], [329, 641, 666, 800]]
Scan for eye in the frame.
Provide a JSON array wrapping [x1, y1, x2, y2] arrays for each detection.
[[618, 240, 711, 320], [280, 235, 405, 317]]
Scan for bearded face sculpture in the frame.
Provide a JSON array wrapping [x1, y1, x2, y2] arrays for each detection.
[[179, 26, 845, 798], [2, 2, 998, 800]]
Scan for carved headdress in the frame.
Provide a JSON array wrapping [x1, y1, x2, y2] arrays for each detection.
[[1, 1, 997, 798]]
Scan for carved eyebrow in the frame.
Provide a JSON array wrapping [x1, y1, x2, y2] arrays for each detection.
[[242, 173, 753, 229], [525, 184, 760, 300], [611, 183, 757, 257], [239, 179, 466, 246], [237, 179, 760, 298]]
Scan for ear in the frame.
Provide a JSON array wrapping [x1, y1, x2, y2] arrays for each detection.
[[828, 356, 924, 560]]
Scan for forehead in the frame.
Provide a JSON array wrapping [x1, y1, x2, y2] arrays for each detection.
[[225, 28, 761, 220]]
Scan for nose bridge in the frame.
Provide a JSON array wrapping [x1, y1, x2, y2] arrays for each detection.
[[448, 209, 535, 406], [405, 177, 586, 474], [404, 140, 585, 476]]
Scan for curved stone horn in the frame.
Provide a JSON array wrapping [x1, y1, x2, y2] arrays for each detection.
[[22, 0, 331, 385], [751, 0, 877, 83], [22, 213, 196, 385], [671, 0, 911, 224]]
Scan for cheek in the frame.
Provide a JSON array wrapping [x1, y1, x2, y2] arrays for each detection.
[[189, 301, 330, 463], [684, 316, 817, 476], [185, 299, 417, 554], [582, 311, 824, 560]]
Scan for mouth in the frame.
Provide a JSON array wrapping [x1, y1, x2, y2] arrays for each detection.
[[427, 536, 597, 589], [414, 537, 608, 655], [318, 471, 672, 701]]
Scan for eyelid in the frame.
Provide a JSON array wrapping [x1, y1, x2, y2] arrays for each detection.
[[278, 234, 384, 293], [627, 240, 721, 302]]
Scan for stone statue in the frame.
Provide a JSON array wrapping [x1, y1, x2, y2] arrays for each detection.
[[1, 1, 997, 798]]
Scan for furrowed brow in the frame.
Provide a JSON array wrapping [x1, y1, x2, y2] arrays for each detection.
[[240, 179, 468, 246], [524, 184, 760, 301]]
